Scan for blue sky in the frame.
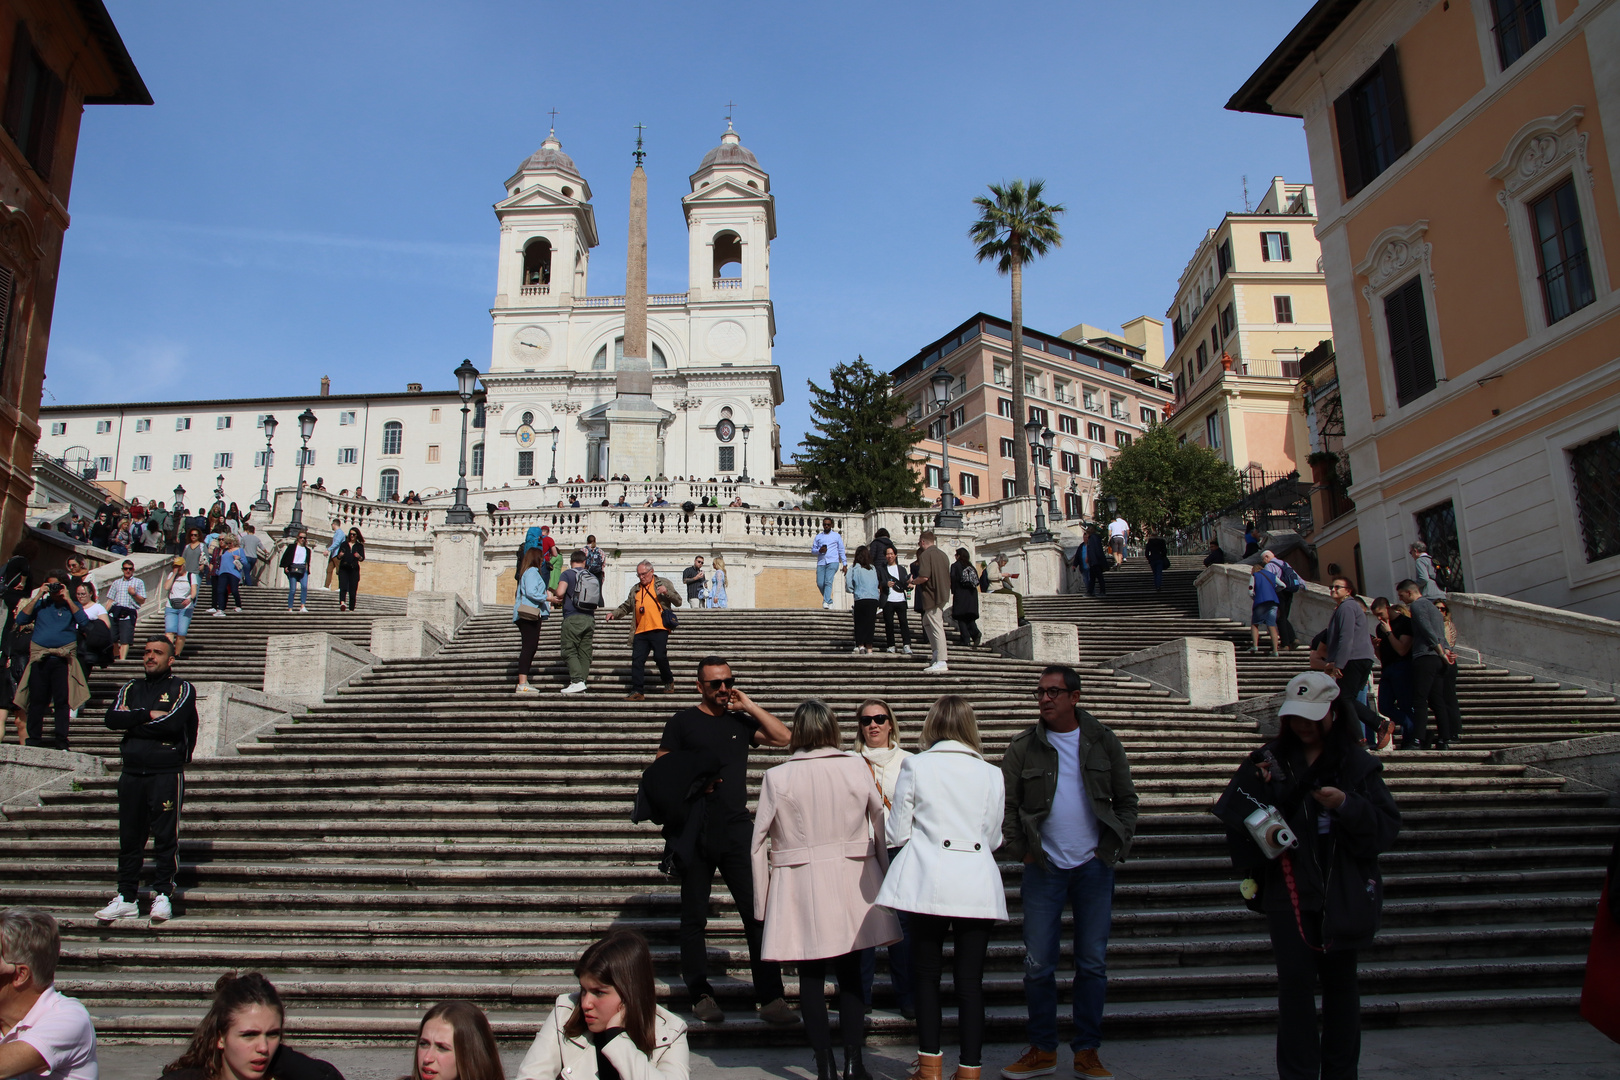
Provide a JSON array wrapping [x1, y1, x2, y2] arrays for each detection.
[[54, 1, 1314, 453]]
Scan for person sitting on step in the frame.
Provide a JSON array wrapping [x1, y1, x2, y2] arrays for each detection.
[[401, 999, 504, 1080], [160, 971, 344, 1080]]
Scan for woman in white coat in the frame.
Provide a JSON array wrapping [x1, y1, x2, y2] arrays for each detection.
[[752, 699, 901, 1080], [856, 698, 916, 1018], [517, 930, 689, 1080], [875, 696, 1006, 1080]]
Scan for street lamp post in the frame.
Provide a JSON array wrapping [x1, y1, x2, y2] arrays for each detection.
[[547, 425, 560, 485], [447, 360, 480, 525], [738, 424, 751, 483], [1041, 428, 1061, 523], [173, 484, 186, 523], [1026, 418, 1052, 543], [932, 371, 964, 530], [214, 474, 226, 510], [252, 414, 278, 513], [284, 408, 318, 538]]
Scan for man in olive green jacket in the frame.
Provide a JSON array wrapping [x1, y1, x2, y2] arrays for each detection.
[[999, 664, 1138, 1080]]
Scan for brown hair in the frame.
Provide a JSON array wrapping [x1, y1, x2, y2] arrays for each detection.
[[407, 1000, 503, 1080], [562, 931, 658, 1053], [164, 971, 283, 1075], [920, 694, 981, 753], [518, 546, 547, 576], [790, 698, 841, 752]]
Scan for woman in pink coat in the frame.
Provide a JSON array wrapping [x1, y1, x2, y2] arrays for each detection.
[[753, 699, 902, 1080]]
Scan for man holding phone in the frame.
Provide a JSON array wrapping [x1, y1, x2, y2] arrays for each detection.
[[13, 573, 90, 750], [811, 518, 845, 610]]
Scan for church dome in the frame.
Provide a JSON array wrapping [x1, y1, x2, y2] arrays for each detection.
[[521, 132, 581, 176], [698, 124, 759, 170]]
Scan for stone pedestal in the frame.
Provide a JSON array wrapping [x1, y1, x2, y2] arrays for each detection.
[[370, 617, 448, 660], [264, 633, 379, 705], [191, 682, 306, 759], [1023, 541, 1065, 597], [406, 591, 472, 639], [1110, 637, 1238, 709], [0, 744, 100, 810], [979, 593, 1018, 639], [431, 524, 488, 614], [1220, 692, 1287, 738], [987, 621, 1078, 664], [1493, 734, 1620, 804]]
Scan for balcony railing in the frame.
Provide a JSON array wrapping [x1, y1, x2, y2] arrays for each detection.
[[520, 283, 550, 296], [574, 293, 689, 309], [1541, 249, 1596, 325], [713, 277, 743, 290]]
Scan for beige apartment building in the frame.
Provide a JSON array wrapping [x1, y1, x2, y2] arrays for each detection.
[[1232, 0, 1620, 617], [1163, 178, 1332, 484], [889, 313, 1173, 520]]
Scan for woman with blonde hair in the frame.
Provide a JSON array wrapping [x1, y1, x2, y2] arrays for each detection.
[[856, 698, 916, 1018], [517, 930, 688, 1080], [875, 696, 1006, 1080], [753, 699, 899, 1080], [709, 556, 729, 609], [402, 1000, 504, 1080]]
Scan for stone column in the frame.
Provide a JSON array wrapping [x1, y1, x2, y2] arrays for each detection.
[[431, 523, 489, 614], [1022, 540, 1065, 596]]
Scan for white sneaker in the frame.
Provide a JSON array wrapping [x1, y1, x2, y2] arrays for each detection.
[[96, 895, 140, 921], [903, 645, 914, 655], [149, 894, 173, 922], [210, 610, 224, 617], [299, 605, 309, 613], [823, 602, 833, 610], [922, 662, 948, 674], [515, 684, 539, 695], [852, 645, 863, 654], [561, 681, 587, 695]]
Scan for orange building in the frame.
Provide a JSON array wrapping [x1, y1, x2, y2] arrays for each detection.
[[0, 1, 148, 553], [1232, 0, 1620, 617]]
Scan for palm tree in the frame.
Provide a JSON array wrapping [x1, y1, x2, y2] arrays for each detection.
[[970, 179, 1064, 498]]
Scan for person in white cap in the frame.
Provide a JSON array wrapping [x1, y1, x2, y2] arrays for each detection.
[[1212, 671, 1401, 1080]]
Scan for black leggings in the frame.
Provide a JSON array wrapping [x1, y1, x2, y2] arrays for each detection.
[[882, 602, 911, 648], [516, 618, 541, 679], [799, 951, 864, 1054], [852, 598, 879, 648], [337, 565, 360, 609], [910, 913, 992, 1067], [1267, 908, 1360, 1080]]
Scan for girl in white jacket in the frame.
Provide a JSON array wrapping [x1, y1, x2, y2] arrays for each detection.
[[516, 931, 689, 1080], [875, 696, 1006, 1080]]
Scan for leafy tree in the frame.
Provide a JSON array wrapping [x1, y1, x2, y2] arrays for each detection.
[[796, 356, 925, 512], [1097, 422, 1242, 535], [969, 178, 1065, 498]]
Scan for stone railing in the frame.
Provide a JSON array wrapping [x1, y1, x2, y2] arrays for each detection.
[[572, 293, 689, 309]]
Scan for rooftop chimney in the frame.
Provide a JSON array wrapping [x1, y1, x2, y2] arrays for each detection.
[[320, 376, 330, 397], [406, 382, 423, 393]]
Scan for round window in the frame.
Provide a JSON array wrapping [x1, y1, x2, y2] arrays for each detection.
[[521, 411, 535, 426]]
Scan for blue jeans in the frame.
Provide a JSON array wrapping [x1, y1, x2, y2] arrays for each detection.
[[816, 563, 838, 605], [1378, 659, 1413, 743], [1022, 857, 1115, 1052], [286, 572, 308, 608]]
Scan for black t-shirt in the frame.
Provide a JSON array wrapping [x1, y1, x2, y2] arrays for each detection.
[[1376, 614, 1412, 666], [659, 706, 761, 818], [683, 564, 705, 598]]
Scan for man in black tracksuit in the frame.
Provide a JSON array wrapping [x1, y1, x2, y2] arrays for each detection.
[[96, 637, 199, 923]]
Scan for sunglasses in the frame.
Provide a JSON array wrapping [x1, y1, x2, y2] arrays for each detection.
[[858, 713, 891, 726], [1034, 686, 1071, 700], [703, 677, 737, 690], [1435, 606, 1449, 613]]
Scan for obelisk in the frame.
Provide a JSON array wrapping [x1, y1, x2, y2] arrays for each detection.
[[607, 127, 662, 478]]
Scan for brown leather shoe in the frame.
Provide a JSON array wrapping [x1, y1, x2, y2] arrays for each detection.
[[998, 1048, 1055, 1080], [661, 682, 678, 694], [1073, 1050, 1112, 1079], [906, 1052, 943, 1080], [624, 692, 646, 701], [951, 1068, 982, 1080]]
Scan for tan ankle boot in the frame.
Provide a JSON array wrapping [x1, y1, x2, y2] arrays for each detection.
[[951, 1067, 982, 1080], [907, 1052, 944, 1080]]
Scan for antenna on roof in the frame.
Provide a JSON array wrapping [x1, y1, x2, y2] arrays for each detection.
[[1242, 174, 1251, 212]]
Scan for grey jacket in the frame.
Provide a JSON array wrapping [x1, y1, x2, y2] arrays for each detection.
[[1325, 598, 1376, 670], [1408, 597, 1446, 659], [1414, 553, 1445, 598], [1000, 712, 1139, 870]]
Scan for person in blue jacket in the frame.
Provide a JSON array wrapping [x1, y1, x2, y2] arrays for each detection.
[[14, 571, 91, 748], [1249, 561, 1282, 656]]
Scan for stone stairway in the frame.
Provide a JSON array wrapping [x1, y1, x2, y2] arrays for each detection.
[[1, 565, 1614, 1044]]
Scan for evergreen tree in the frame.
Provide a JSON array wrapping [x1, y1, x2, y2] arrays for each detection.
[[1098, 422, 1242, 535], [796, 357, 925, 512]]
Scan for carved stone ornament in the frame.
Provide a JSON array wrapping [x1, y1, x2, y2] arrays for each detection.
[[1489, 107, 1589, 200], [484, 403, 505, 414], [750, 395, 774, 408], [674, 396, 703, 411], [0, 202, 44, 267], [550, 400, 583, 414], [1354, 220, 1432, 297]]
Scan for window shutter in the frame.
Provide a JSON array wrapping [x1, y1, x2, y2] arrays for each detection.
[[1280, 233, 1290, 260], [0, 264, 13, 381], [33, 62, 61, 180], [1385, 279, 1436, 406], [1379, 47, 1413, 159], [3, 27, 30, 142], [1334, 87, 1366, 198], [1260, 234, 1270, 262]]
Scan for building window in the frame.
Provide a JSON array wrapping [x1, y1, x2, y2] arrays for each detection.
[[49, 421, 65, 436], [381, 420, 403, 455], [927, 419, 944, 441], [1219, 304, 1236, 340], [131, 455, 151, 472], [176, 417, 192, 431], [1492, 0, 1546, 70], [378, 468, 400, 501], [430, 407, 441, 423], [1414, 499, 1466, 591], [949, 406, 965, 430], [336, 447, 357, 465], [1065, 492, 1084, 518], [1210, 326, 1221, 356], [216, 416, 232, 430], [470, 442, 484, 477], [593, 338, 668, 370], [922, 464, 942, 489], [959, 473, 979, 498], [1082, 387, 1099, 412], [1028, 406, 1048, 428], [1274, 295, 1294, 324], [2, 27, 64, 178], [1141, 407, 1156, 426], [1110, 396, 1128, 421], [999, 437, 1015, 459], [1531, 179, 1596, 325], [426, 444, 440, 464], [1569, 430, 1620, 563], [297, 448, 315, 466], [1216, 238, 1233, 278], [516, 450, 534, 477], [1261, 232, 1291, 262], [1115, 431, 1132, 448], [993, 365, 1008, 386], [718, 445, 735, 472], [255, 450, 274, 467], [1058, 415, 1078, 435], [1003, 478, 1017, 499], [173, 454, 192, 470], [1087, 422, 1106, 442], [1195, 342, 1208, 372], [135, 418, 151, 432], [213, 452, 232, 469], [94, 456, 111, 474], [998, 398, 1014, 418], [339, 411, 356, 425], [1334, 47, 1413, 199], [473, 401, 485, 428], [1061, 451, 1080, 473], [1024, 374, 1038, 397], [1205, 411, 1222, 449], [1384, 277, 1438, 406], [1089, 459, 1105, 479], [94, 419, 111, 434]]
